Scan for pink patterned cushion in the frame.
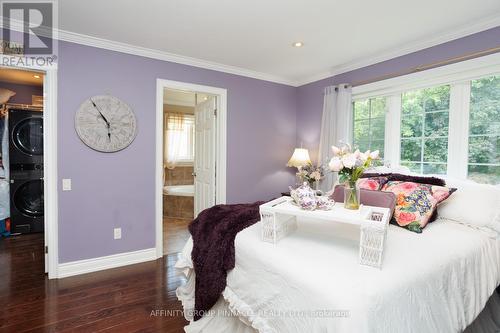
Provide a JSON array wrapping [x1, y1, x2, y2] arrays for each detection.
[[357, 177, 388, 191], [381, 181, 456, 233]]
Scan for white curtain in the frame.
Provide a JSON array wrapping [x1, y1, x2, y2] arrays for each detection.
[[318, 84, 353, 192], [163, 113, 187, 169]]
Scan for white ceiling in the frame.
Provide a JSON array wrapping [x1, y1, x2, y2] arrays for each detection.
[[164, 89, 209, 107], [0, 68, 44, 86], [59, 0, 500, 86]]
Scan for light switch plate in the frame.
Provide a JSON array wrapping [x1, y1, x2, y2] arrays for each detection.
[[114, 228, 122, 240], [62, 179, 72, 191]]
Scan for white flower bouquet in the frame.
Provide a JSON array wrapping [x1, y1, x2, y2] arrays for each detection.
[[328, 144, 380, 209]]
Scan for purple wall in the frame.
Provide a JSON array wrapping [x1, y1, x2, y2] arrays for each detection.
[[58, 41, 296, 262], [8, 25, 499, 264], [0, 81, 42, 105], [297, 26, 500, 163]]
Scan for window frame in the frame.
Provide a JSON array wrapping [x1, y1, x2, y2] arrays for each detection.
[[351, 52, 500, 182]]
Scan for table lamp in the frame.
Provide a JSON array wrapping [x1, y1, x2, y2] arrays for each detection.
[[287, 148, 311, 184]]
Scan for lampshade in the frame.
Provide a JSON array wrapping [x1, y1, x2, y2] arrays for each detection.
[[287, 148, 311, 168]]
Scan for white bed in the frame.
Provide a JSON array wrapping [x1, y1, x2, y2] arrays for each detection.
[[176, 213, 500, 333]]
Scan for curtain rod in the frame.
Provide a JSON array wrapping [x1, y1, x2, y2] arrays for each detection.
[[351, 45, 500, 87], [333, 84, 349, 91]]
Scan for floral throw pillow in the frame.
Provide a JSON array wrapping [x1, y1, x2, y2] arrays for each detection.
[[357, 177, 388, 191], [381, 181, 456, 233]]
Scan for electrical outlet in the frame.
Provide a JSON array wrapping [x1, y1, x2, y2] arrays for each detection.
[[62, 179, 72, 191], [114, 228, 122, 240]]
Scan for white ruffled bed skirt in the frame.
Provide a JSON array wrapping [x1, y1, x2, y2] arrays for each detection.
[[175, 238, 258, 333], [176, 224, 500, 333]]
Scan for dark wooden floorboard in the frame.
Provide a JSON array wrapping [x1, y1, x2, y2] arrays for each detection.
[[0, 234, 189, 332]]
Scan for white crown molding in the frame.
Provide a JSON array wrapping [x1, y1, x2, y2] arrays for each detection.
[[1, 17, 296, 86], [296, 14, 500, 87], [57, 247, 157, 278], [57, 30, 297, 86]]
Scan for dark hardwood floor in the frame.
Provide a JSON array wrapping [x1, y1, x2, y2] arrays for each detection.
[[0, 233, 188, 332], [163, 217, 191, 255]]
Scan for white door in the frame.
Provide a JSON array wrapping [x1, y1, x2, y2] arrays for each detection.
[[194, 96, 216, 216]]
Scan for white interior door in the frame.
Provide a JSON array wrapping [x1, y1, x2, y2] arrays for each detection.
[[194, 96, 216, 216]]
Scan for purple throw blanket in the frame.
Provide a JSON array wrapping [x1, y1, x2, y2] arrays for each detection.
[[188, 201, 264, 320]]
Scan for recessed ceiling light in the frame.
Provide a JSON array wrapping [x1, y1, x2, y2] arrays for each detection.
[[203, 96, 208, 101], [33, 74, 40, 79], [292, 41, 304, 48]]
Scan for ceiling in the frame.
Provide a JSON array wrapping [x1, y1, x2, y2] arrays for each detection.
[[164, 89, 209, 107], [0, 68, 44, 86], [59, 0, 500, 86]]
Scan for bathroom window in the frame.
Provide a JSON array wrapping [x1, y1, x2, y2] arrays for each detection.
[[165, 113, 195, 167]]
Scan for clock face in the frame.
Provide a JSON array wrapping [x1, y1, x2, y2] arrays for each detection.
[[75, 95, 137, 152]]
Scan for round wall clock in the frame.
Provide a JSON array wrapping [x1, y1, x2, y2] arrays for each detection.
[[75, 95, 137, 152]]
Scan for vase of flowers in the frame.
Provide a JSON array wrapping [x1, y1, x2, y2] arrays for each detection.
[[328, 144, 380, 210], [297, 164, 326, 190]]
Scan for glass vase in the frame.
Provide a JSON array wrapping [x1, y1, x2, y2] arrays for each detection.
[[344, 183, 360, 210]]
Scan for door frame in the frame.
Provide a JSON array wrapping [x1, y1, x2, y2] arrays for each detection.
[[0, 56, 58, 279], [155, 79, 227, 258]]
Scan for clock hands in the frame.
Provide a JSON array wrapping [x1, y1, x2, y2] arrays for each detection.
[[90, 98, 112, 142], [90, 99, 110, 125]]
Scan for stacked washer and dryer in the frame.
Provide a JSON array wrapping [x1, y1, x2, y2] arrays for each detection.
[[8, 108, 44, 234]]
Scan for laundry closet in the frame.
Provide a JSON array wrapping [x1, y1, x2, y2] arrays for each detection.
[[0, 68, 44, 238]]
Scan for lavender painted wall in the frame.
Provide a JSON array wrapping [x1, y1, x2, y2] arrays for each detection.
[[58, 41, 296, 262], [0, 81, 42, 104], [297, 26, 500, 163], [8, 24, 498, 264]]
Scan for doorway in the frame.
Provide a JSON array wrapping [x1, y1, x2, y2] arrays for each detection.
[[155, 79, 227, 257], [0, 61, 58, 279], [0, 67, 44, 273]]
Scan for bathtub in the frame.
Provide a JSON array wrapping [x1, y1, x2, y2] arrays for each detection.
[[163, 184, 194, 197]]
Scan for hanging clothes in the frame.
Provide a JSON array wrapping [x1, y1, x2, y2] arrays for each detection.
[[0, 111, 10, 220], [0, 179, 9, 220], [1, 112, 8, 180]]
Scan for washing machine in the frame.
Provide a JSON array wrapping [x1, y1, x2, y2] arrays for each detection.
[[8, 108, 44, 234], [9, 108, 44, 168], [9, 177, 44, 233]]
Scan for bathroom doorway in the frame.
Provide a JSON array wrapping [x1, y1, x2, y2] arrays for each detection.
[[155, 79, 227, 256]]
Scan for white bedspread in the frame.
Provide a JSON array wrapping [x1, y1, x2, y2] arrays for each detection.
[[176, 217, 500, 333]]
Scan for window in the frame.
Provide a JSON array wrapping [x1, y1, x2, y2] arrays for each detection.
[[353, 97, 386, 156], [400, 85, 450, 174], [351, 54, 500, 184], [165, 113, 195, 166], [468, 75, 500, 184]]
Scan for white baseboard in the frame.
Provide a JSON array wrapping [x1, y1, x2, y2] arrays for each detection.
[[57, 248, 158, 278]]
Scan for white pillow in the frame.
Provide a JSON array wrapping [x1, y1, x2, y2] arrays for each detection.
[[366, 165, 412, 174], [438, 177, 500, 236], [0, 88, 15, 104]]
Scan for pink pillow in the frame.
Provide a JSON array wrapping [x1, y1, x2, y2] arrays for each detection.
[[381, 181, 456, 233], [357, 177, 388, 191]]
